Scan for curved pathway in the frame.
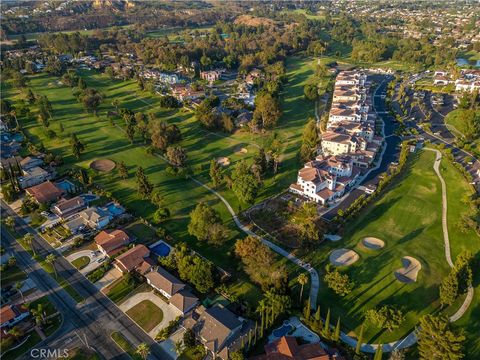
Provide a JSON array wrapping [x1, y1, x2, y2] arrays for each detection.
[[425, 148, 475, 321], [189, 177, 320, 309]]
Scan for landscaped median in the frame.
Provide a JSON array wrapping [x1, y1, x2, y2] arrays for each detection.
[[110, 332, 142, 360], [2, 223, 84, 303]]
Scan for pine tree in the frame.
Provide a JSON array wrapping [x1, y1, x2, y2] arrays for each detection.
[[70, 133, 85, 159], [334, 317, 341, 341], [209, 159, 223, 188], [440, 271, 459, 306], [324, 308, 331, 337], [355, 323, 365, 355], [136, 166, 153, 198], [118, 161, 128, 179], [374, 344, 383, 360], [418, 315, 465, 360]]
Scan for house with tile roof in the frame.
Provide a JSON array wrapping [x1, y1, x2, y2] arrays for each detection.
[[95, 229, 131, 257], [25, 181, 63, 204], [0, 305, 30, 330], [251, 336, 344, 360], [63, 206, 112, 233], [183, 304, 249, 360], [145, 266, 185, 299], [51, 196, 87, 218], [114, 245, 150, 273]]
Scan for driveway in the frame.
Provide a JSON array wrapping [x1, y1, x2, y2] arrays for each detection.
[[66, 249, 106, 275], [95, 268, 122, 290], [119, 291, 182, 338]]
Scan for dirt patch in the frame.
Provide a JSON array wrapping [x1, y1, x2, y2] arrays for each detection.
[[90, 159, 116, 172], [394, 256, 422, 283], [362, 237, 385, 250], [216, 157, 230, 167], [329, 249, 359, 267], [234, 15, 276, 27]]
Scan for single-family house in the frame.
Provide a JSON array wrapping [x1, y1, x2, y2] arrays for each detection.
[[95, 229, 130, 257], [114, 245, 150, 273], [145, 267, 185, 299], [18, 166, 52, 189], [0, 156, 22, 170], [200, 70, 222, 83], [184, 304, 246, 360], [25, 181, 63, 204], [170, 289, 199, 315], [51, 196, 87, 218], [251, 336, 343, 360], [19, 156, 43, 171], [0, 305, 30, 330], [63, 207, 111, 233]]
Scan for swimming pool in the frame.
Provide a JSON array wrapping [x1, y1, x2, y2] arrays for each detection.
[[80, 193, 98, 202], [272, 324, 293, 338], [56, 179, 76, 193], [104, 202, 125, 216], [150, 242, 171, 257]]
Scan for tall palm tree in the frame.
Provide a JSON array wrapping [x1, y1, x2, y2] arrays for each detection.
[[257, 300, 267, 338], [136, 343, 150, 360], [23, 233, 35, 255], [15, 282, 24, 303], [173, 340, 184, 356], [8, 326, 23, 341], [46, 254, 57, 278], [297, 273, 308, 302], [5, 216, 15, 229]]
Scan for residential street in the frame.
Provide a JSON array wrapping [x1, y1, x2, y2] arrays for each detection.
[[0, 200, 169, 360]]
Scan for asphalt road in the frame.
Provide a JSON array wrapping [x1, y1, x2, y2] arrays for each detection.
[[0, 200, 169, 360]]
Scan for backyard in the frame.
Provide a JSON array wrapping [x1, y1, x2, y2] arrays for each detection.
[[302, 150, 480, 345]]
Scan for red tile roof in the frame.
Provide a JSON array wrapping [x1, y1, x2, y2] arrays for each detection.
[[95, 230, 130, 257], [25, 181, 63, 204], [252, 336, 331, 360], [114, 245, 150, 273]]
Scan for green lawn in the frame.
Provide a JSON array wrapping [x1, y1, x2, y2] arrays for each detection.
[[179, 346, 206, 360], [444, 109, 480, 157], [0, 264, 27, 287], [442, 156, 480, 359], [105, 275, 139, 304], [71, 256, 90, 270], [126, 300, 163, 332], [39, 259, 84, 303], [302, 150, 474, 343], [110, 332, 141, 360]]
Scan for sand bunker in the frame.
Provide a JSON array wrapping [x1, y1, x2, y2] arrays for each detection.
[[235, 146, 248, 155], [90, 159, 116, 172], [216, 157, 231, 166], [394, 256, 422, 283], [362, 237, 385, 250], [325, 234, 342, 242], [329, 249, 359, 266]]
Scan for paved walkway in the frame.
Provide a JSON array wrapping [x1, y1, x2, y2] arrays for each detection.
[[119, 291, 182, 338], [425, 148, 475, 322]]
